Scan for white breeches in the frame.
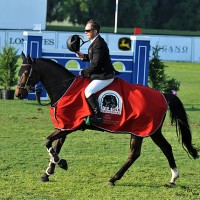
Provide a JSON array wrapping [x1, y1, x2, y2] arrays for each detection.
[[85, 79, 114, 98]]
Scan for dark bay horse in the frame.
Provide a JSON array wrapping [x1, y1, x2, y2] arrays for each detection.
[[15, 53, 199, 187]]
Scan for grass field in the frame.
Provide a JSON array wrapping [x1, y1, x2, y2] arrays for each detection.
[[0, 62, 199, 200]]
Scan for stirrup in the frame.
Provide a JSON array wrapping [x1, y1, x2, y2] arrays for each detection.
[[85, 116, 102, 125], [85, 116, 91, 125]]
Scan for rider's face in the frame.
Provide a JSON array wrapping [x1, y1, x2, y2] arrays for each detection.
[[84, 23, 98, 40]]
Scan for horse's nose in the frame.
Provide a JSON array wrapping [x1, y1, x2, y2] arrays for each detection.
[[15, 88, 20, 98], [15, 92, 22, 99], [15, 89, 28, 99]]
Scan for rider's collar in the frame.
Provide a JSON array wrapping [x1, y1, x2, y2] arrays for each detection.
[[91, 34, 99, 44]]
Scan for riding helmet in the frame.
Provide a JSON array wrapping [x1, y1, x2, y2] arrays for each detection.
[[66, 35, 80, 52]]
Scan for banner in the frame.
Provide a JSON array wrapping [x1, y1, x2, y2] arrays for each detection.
[[0, 30, 200, 62]]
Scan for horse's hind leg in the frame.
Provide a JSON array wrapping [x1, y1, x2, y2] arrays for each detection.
[[108, 135, 143, 186], [40, 129, 68, 182], [151, 130, 179, 187]]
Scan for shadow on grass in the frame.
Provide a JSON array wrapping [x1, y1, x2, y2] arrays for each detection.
[[23, 100, 50, 107], [113, 182, 163, 188], [185, 107, 200, 112]]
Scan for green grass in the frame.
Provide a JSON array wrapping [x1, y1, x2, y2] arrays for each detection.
[[0, 62, 199, 200], [164, 62, 200, 105]]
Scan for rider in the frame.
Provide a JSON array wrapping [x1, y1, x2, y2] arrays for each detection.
[[76, 19, 120, 124]]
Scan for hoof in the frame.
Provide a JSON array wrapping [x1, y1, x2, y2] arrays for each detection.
[[58, 159, 68, 170], [107, 181, 115, 186], [40, 174, 49, 182], [164, 182, 176, 188]]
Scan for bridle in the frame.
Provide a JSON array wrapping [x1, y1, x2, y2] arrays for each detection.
[[16, 59, 78, 105], [17, 63, 36, 92], [18, 61, 78, 91]]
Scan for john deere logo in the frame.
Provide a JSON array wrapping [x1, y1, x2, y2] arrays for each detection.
[[118, 38, 131, 51]]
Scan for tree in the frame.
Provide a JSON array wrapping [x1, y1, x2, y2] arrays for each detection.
[[0, 46, 19, 89], [47, 0, 65, 22], [62, 0, 116, 26], [164, 0, 200, 31], [149, 45, 167, 91], [46, 0, 200, 31], [148, 45, 180, 93], [163, 78, 180, 94], [151, 0, 178, 29]]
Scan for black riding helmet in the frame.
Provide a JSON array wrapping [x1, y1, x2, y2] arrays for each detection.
[[66, 35, 81, 52]]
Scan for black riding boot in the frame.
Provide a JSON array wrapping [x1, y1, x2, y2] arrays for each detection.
[[86, 94, 102, 124]]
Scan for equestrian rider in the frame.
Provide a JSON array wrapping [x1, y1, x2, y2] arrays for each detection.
[[76, 19, 120, 124]]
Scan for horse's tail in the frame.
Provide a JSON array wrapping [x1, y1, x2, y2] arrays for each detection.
[[164, 93, 199, 159]]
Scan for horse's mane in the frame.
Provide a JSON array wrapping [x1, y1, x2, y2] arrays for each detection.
[[37, 58, 75, 77], [38, 58, 63, 67]]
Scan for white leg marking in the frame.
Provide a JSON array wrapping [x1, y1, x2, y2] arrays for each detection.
[[170, 168, 179, 183]]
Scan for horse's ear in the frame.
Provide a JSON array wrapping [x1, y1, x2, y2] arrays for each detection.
[[27, 55, 33, 64], [21, 51, 26, 60]]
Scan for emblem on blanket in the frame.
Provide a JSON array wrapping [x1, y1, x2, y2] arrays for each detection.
[[98, 90, 122, 115]]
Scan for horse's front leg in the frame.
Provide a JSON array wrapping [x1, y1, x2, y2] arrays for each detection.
[[46, 135, 68, 174], [40, 129, 68, 182], [108, 135, 143, 186]]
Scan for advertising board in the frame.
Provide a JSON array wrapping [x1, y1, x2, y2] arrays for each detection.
[[0, 29, 200, 62], [150, 35, 192, 62], [193, 37, 200, 62]]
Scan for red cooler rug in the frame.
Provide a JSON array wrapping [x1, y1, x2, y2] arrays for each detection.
[[50, 77, 168, 137]]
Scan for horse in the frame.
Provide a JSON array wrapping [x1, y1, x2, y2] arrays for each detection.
[[15, 53, 199, 187]]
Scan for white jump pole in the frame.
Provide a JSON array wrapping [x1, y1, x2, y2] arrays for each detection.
[[114, 0, 119, 33]]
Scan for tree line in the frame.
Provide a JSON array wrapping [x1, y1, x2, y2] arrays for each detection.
[[47, 0, 200, 31]]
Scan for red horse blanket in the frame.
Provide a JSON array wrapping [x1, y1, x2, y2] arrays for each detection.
[[50, 78, 167, 137]]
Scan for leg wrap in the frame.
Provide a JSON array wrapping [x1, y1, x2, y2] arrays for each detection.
[[47, 147, 60, 164], [45, 159, 56, 176]]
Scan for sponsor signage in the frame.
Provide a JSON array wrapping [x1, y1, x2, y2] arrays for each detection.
[[0, 30, 199, 62], [0, 31, 6, 53], [193, 37, 200, 62], [150, 35, 192, 62], [7, 31, 24, 53], [108, 34, 133, 56], [118, 37, 131, 51], [42, 32, 57, 49]]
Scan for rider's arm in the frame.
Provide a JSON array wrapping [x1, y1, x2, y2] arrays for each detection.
[[76, 52, 89, 61]]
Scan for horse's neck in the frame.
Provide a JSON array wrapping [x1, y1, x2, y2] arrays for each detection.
[[46, 78, 74, 105], [37, 60, 75, 104]]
